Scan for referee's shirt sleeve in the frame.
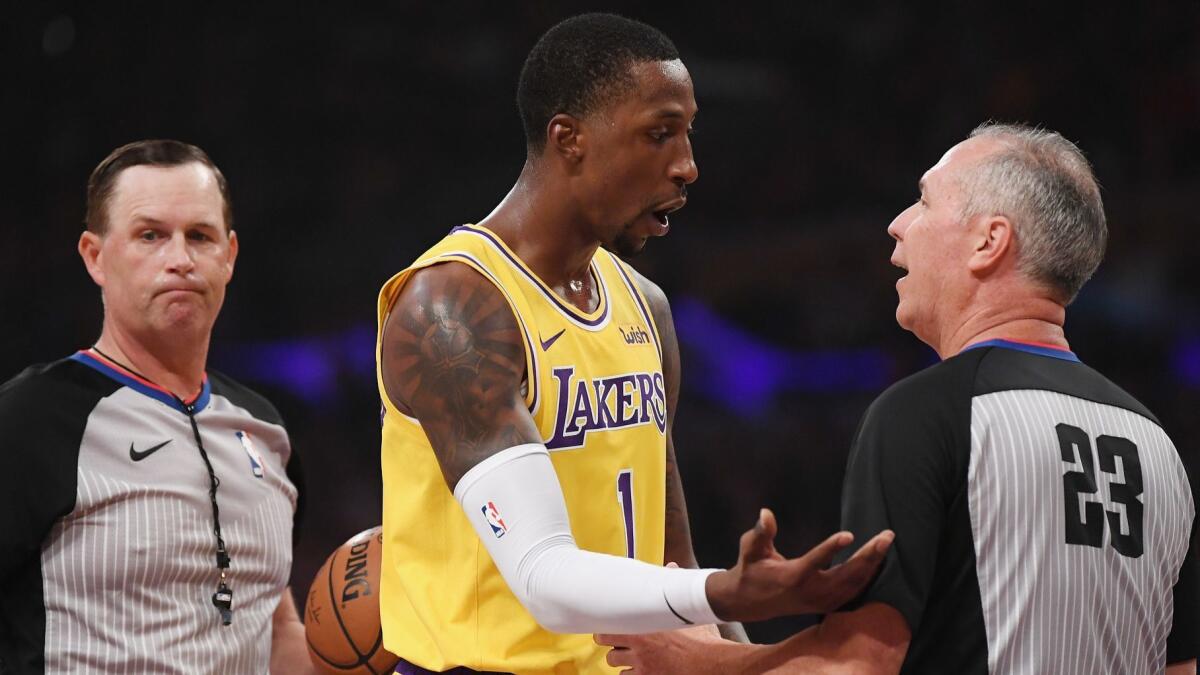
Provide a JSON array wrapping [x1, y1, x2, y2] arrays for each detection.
[[1167, 493, 1199, 663], [835, 365, 967, 635], [0, 369, 83, 581]]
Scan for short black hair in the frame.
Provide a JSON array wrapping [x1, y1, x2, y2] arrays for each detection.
[[86, 139, 232, 233], [517, 13, 680, 153]]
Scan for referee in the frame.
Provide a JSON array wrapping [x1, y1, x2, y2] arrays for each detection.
[[599, 123, 1198, 674], [0, 141, 314, 674]]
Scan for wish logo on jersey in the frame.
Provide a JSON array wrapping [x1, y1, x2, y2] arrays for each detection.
[[482, 501, 508, 538], [545, 365, 667, 450]]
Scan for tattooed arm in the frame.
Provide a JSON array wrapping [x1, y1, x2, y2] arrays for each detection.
[[381, 262, 542, 487], [631, 269, 750, 643], [381, 262, 727, 634]]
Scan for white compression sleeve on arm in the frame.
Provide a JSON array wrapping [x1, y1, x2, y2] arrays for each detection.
[[453, 443, 722, 634]]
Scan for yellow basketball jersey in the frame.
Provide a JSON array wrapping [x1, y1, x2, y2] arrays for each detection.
[[375, 224, 667, 675]]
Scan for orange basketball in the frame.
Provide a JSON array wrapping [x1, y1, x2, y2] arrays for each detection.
[[305, 526, 400, 675]]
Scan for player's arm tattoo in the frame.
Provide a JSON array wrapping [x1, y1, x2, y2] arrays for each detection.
[[381, 263, 541, 489]]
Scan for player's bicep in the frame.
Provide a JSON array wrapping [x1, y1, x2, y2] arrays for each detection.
[[380, 263, 541, 488]]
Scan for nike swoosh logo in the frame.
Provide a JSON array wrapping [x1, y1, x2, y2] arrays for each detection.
[[539, 329, 566, 351], [129, 439, 172, 462]]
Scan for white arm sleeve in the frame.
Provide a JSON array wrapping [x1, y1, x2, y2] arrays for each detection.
[[453, 443, 723, 634]]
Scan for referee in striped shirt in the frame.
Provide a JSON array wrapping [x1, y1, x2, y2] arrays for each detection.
[[599, 124, 1198, 674], [0, 141, 315, 674]]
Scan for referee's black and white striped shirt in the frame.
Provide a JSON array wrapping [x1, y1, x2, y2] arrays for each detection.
[[0, 350, 301, 674], [839, 339, 1197, 674]]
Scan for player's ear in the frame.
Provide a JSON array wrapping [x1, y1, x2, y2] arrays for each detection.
[[78, 230, 106, 286], [968, 214, 1014, 275], [546, 113, 584, 164]]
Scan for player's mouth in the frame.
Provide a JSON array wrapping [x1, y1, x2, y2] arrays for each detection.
[[891, 257, 908, 284], [649, 198, 687, 236]]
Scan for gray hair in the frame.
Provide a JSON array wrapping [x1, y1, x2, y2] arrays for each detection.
[[959, 122, 1107, 303]]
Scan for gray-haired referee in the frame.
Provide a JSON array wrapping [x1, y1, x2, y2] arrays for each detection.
[[0, 140, 315, 674], [599, 124, 1198, 674]]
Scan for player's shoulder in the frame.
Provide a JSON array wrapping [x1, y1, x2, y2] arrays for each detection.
[[207, 369, 286, 427], [398, 256, 513, 310], [0, 356, 116, 422]]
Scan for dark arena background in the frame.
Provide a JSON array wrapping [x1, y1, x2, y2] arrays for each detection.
[[7, 2, 1198, 643]]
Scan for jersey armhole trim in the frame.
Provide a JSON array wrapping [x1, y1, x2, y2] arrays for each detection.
[[607, 253, 663, 364]]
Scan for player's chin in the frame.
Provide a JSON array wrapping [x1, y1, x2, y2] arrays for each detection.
[[610, 232, 649, 258]]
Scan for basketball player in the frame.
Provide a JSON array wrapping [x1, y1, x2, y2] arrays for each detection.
[[597, 124, 1198, 673], [0, 140, 313, 674], [375, 13, 893, 675]]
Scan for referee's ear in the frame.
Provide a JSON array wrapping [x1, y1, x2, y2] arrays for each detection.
[[967, 213, 1015, 275], [223, 229, 239, 283], [78, 230, 106, 287]]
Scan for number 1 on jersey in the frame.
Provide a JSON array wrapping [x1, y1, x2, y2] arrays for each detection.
[[617, 469, 635, 558]]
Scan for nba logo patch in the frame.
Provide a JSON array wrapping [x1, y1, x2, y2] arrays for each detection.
[[236, 431, 265, 478], [482, 501, 508, 538]]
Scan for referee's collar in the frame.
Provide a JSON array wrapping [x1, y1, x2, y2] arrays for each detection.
[[71, 350, 212, 413], [963, 338, 1081, 363]]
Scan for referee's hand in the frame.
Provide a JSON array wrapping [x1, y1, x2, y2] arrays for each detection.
[[703, 508, 894, 622]]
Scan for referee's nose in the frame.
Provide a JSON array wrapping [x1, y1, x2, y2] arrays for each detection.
[[888, 203, 916, 241]]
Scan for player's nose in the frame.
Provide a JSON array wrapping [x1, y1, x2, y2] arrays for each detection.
[[670, 139, 698, 185]]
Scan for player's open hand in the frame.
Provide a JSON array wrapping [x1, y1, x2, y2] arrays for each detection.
[[704, 508, 894, 622]]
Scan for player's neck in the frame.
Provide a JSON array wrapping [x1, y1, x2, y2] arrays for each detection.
[[479, 166, 600, 287], [93, 322, 209, 401]]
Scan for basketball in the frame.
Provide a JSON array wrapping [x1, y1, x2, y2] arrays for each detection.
[[305, 526, 399, 675]]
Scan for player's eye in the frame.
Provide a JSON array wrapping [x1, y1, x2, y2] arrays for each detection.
[[188, 230, 211, 241], [139, 230, 159, 241], [649, 129, 669, 143]]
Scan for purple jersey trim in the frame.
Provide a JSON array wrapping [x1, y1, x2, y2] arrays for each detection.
[[451, 225, 611, 329], [393, 656, 510, 675], [608, 253, 662, 363]]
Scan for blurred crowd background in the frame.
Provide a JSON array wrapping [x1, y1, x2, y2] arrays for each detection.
[[7, 2, 1198, 642]]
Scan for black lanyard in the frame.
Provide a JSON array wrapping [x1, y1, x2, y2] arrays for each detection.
[[92, 347, 234, 625]]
